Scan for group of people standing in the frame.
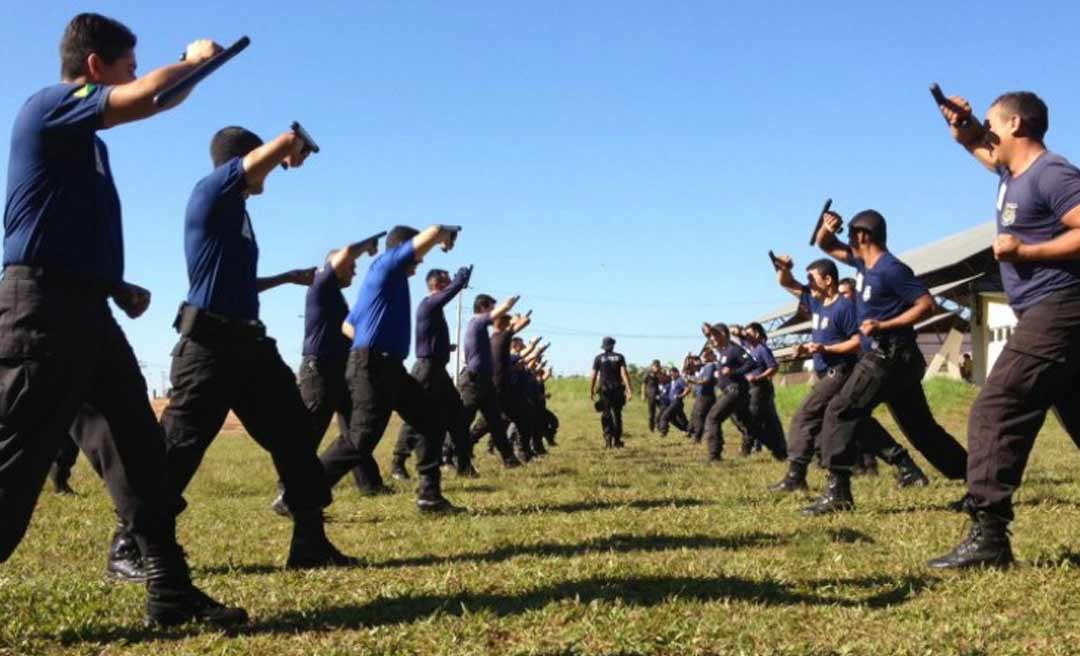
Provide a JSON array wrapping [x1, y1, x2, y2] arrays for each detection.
[[0, 13, 563, 628]]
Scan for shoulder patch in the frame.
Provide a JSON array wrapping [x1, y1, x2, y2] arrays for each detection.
[[73, 83, 96, 99]]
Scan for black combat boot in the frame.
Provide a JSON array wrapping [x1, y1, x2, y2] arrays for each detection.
[[390, 457, 411, 481], [106, 522, 147, 583], [948, 492, 975, 513], [894, 453, 929, 488], [801, 471, 855, 516], [270, 492, 292, 518], [416, 476, 465, 514], [768, 462, 809, 493], [927, 510, 1015, 569], [144, 544, 248, 627], [286, 510, 360, 569]]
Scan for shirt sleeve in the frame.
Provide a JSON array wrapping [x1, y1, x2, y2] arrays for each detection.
[[41, 83, 111, 133], [887, 258, 929, 305], [760, 346, 778, 369], [1038, 158, 1080, 220], [592, 355, 601, 372], [387, 241, 417, 274], [836, 301, 860, 337]]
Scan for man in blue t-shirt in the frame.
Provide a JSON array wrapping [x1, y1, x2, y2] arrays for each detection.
[[318, 224, 466, 513], [389, 265, 478, 481], [700, 323, 777, 462], [743, 322, 787, 458], [149, 125, 358, 574], [687, 350, 717, 444], [458, 293, 526, 468], [805, 207, 968, 516], [930, 90, 1080, 568], [0, 13, 245, 627], [658, 367, 691, 437], [766, 256, 927, 494]]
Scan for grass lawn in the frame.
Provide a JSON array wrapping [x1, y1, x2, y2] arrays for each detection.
[[3, 377, 1080, 655]]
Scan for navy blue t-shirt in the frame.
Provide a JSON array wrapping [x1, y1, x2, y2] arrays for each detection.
[[668, 377, 687, 404], [801, 286, 859, 374], [464, 314, 494, 378], [995, 152, 1080, 311], [4, 83, 124, 284], [748, 343, 778, 377], [851, 252, 927, 351], [302, 263, 350, 359], [415, 269, 469, 365], [347, 241, 416, 359], [184, 158, 259, 320], [693, 362, 717, 397], [717, 344, 755, 387]]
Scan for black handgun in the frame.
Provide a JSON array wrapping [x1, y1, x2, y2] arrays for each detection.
[[930, 83, 977, 129], [809, 198, 837, 246], [282, 121, 321, 169]]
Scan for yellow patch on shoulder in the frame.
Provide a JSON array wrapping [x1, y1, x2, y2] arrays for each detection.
[[73, 83, 96, 99]]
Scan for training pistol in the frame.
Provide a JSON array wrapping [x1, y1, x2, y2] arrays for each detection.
[[808, 198, 837, 246], [154, 36, 251, 107]]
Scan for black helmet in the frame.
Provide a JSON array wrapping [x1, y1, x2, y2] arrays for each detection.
[[849, 210, 887, 244], [601, 336, 616, 350]]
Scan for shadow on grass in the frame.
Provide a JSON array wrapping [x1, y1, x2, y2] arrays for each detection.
[[475, 497, 707, 517], [57, 572, 938, 645]]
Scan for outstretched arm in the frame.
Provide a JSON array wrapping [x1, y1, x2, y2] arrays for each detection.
[[257, 267, 315, 292], [936, 94, 995, 173], [816, 211, 853, 265], [773, 255, 804, 297], [102, 40, 223, 128]]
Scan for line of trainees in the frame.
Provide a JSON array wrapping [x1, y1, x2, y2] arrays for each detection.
[[0, 14, 561, 628], [2, 10, 1080, 633]]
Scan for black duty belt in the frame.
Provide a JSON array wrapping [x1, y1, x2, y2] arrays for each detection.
[[174, 302, 266, 343], [2, 265, 113, 296]]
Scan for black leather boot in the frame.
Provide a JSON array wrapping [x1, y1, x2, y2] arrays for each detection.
[[768, 462, 809, 493], [416, 476, 465, 514], [801, 471, 855, 516], [286, 510, 360, 569], [144, 546, 248, 627], [894, 453, 929, 488], [106, 523, 147, 583], [927, 510, 1015, 569], [390, 457, 411, 481]]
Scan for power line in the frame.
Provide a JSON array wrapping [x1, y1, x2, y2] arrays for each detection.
[[481, 288, 779, 309]]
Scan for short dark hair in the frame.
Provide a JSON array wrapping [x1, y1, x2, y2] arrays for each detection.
[[386, 225, 419, 248], [710, 323, 730, 340], [747, 321, 768, 341], [838, 277, 856, 289], [992, 91, 1049, 141], [210, 127, 263, 167], [60, 13, 136, 80], [425, 269, 447, 285], [473, 294, 496, 314], [806, 258, 839, 283]]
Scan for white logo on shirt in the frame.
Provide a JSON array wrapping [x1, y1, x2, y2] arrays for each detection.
[[855, 272, 864, 292], [93, 142, 105, 176], [1002, 202, 1018, 227], [862, 285, 872, 302], [997, 182, 1008, 212]]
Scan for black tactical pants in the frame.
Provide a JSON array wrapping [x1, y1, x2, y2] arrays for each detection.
[[705, 384, 784, 460], [458, 371, 516, 462], [392, 358, 472, 471], [820, 342, 967, 478], [0, 270, 176, 562], [161, 335, 332, 514], [599, 385, 626, 446], [787, 363, 910, 468], [658, 400, 689, 436], [689, 395, 715, 443], [645, 391, 659, 432], [321, 349, 445, 495], [967, 286, 1080, 520], [749, 380, 786, 455], [297, 354, 365, 491]]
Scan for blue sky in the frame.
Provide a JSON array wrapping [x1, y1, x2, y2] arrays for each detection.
[[5, 1, 1080, 386]]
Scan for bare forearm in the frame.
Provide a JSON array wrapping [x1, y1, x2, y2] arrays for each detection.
[[256, 271, 293, 292], [103, 61, 201, 127], [1016, 229, 1080, 262], [342, 320, 355, 340], [243, 132, 299, 187], [879, 296, 934, 331], [823, 334, 861, 356]]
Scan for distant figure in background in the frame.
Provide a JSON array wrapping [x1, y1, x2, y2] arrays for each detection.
[[642, 360, 662, 432], [590, 337, 632, 448], [744, 322, 787, 457], [658, 367, 690, 437]]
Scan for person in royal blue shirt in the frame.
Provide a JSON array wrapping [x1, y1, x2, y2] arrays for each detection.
[[700, 323, 779, 462], [318, 224, 465, 513], [658, 367, 691, 437], [0, 13, 245, 627], [145, 124, 359, 576], [458, 292, 525, 468], [931, 90, 1080, 568], [389, 265, 478, 481], [806, 207, 968, 516], [767, 256, 927, 494]]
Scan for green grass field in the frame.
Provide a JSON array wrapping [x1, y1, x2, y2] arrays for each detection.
[[4, 377, 1080, 655]]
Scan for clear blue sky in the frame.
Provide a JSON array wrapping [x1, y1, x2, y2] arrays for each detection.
[[5, 1, 1080, 386]]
